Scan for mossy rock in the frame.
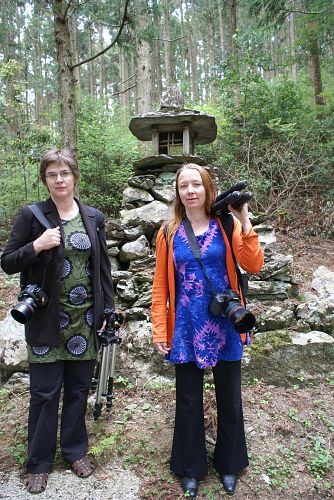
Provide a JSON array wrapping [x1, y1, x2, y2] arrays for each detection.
[[242, 329, 334, 386]]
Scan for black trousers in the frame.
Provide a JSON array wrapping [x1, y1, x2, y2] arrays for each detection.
[[27, 359, 95, 473], [170, 360, 248, 479]]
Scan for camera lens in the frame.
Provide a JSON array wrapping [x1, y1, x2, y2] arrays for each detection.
[[227, 303, 256, 333], [11, 298, 36, 324]]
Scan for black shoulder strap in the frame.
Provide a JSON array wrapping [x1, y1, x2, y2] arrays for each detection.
[[218, 213, 248, 304], [27, 202, 52, 270], [183, 218, 217, 294], [219, 212, 234, 249], [28, 203, 52, 229]]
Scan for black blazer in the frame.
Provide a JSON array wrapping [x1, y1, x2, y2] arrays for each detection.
[[1, 197, 114, 347]]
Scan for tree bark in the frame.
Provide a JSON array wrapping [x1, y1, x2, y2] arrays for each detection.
[[52, 0, 77, 153], [289, 10, 298, 81], [163, 0, 173, 88], [32, 0, 43, 124], [88, 24, 95, 98], [152, 0, 163, 103], [218, 4, 226, 60], [207, 7, 216, 104], [136, 0, 152, 113], [119, 43, 130, 109], [307, 20, 325, 106], [68, 5, 81, 94], [98, 25, 106, 98], [186, 5, 199, 103]]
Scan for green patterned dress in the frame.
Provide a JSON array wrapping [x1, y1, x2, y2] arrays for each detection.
[[28, 213, 97, 362]]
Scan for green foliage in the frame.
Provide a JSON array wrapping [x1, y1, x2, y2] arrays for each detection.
[[90, 434, 118, 457], [77, 97, 141, 215], [0, 94, 142, 226], [307, 435, 332, 479], [196, 51, 334, 230]]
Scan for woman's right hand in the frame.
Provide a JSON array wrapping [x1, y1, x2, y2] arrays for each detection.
[[154, 342, 170, 355], [33, 227, 61, 255]]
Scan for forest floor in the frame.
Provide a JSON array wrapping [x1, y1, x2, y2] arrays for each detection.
[[0, 233, 333, 499]]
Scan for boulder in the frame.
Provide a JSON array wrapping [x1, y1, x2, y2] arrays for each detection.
[[255, 304, 296, 332], [124, 226, 145, 241], [248, 280, 293, 301], [311, 265, 334, 298], [119, 235, 150, 263], [122, 187, 154, 209], [118, 320, 174, 380], [128, 175, 156, 190], [0, 312, 28, 374], [243, 329, 334, 385], [116, 279, 139, 302], [296, 295, 334, 335], [151, 172, 176, 203], [257, 251, 293, 282], [255, 224, 277, 246], [120, 200, 171, 238]]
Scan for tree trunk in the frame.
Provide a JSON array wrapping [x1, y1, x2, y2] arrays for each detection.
[[119, 43, 130, 109], [68, 6, 81, 94], [136, 0, 152, 113], [307, 20, 325, 106], [218, 4, 226, 61], [163, 0, 173, 88], [207, 7, 216, 105], [152, 0, 163, 104], [289, 12, 298, 82], [33, 0, 43, 124], [98, 25, 106, 98], [186, 4, 199, 103], [88, 24, 95, 98], [1, 0, 17, 133], [179, 0, 186, 95], [52, 0, 77, 153], [230, 0, 240, 110]]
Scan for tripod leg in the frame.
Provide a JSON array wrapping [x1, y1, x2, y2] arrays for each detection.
[[93, 344, 111, 420], [105, 342, 118, 411]]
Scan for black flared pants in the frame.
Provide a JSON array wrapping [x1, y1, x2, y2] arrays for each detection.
[[27, 359, 95, 473], [170, 360, 248, 479]]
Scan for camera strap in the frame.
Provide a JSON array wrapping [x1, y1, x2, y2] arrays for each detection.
[[183, 218, 218, 295], [217, 213, 248, 305], [27, 203, 53, 288], [183, 217, 247, 305]]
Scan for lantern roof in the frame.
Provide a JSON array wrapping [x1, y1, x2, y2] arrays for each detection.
[[129, 110, 217, 144]]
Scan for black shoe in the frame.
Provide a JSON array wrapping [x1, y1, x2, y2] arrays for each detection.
[[221, 474, 238, 495], [180, 477, 198, 498]]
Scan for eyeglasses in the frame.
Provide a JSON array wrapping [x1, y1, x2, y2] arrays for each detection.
[[45, 170, 72, 180]]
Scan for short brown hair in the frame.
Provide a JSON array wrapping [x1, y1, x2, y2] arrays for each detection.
[[40, 148, 80, 186]]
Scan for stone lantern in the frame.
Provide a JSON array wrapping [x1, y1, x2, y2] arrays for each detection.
[[129, 86, 217, 174]]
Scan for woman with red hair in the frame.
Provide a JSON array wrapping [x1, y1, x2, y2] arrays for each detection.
[[152, 164, 263, 497]]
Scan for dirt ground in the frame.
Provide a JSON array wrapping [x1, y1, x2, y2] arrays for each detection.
[[0, 235, 333, 498], [0, 376, 333, 499]]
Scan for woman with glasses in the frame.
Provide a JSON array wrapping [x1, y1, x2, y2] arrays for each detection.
[[1, 148, 114, 494]]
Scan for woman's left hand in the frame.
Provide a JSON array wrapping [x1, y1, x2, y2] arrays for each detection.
[[228, 203, 252, 234]]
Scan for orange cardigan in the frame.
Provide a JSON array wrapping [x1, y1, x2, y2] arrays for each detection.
[[151, 217, 264, 346]]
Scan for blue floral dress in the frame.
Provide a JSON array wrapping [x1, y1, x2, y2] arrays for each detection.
[[168, 218, 243, 368]]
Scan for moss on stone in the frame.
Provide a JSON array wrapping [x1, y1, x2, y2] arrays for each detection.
[[247, 330, 292, 357]]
